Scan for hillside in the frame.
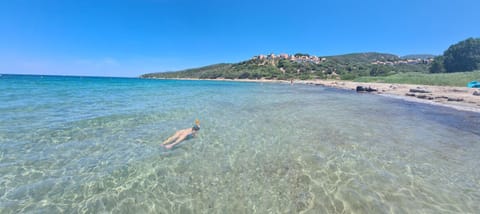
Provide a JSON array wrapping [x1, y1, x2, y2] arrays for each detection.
[[401, 54, 436, 60], [140, 52, 432, 80], [140, 63, 232, 79], [328, 52, 400, 64]]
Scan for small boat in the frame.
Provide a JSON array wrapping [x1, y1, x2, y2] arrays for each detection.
[[467, 81, 480, 88]]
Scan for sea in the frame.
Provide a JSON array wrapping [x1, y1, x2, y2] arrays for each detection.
[[1, 74, 479, 213]]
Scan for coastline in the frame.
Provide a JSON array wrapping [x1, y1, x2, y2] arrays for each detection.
[[149, 77, 480, 113], [299, 79, 480, 113]]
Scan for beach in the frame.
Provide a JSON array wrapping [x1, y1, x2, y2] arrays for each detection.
[[300, 79, 480, 113]]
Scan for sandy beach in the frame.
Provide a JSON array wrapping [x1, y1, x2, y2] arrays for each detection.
[[298, 79, 480, 113], [160, 77, 480, 113]]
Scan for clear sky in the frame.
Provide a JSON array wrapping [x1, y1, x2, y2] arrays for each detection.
[[1, 0, 479, 77]]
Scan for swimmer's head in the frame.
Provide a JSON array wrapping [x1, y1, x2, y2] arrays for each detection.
[[193, 119, 200, 131]]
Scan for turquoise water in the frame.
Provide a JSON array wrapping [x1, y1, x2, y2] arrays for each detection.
[[1, 74, 479, 213]]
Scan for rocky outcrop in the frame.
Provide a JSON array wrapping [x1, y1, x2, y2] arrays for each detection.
[[410, 94, 434, 100], [409, 88, 431, 93], [407, 92, 463, 101], [407, 87, 436, 100], [356, 86, 378, 92], [447, 97, 464, 102]]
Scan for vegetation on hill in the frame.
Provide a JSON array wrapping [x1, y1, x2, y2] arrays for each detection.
[[430, 38, 480, 73], [141, 38, 479, 83], [140, 63, 233, 79], [328, 52, 399, 64], [401, 54, 436, 60], [141, 52, 431, 80]]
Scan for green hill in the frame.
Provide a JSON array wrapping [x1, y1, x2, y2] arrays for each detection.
[[140, 63, 232, 79], [141, 52, 432, 80], [328, 52, 399, 64]]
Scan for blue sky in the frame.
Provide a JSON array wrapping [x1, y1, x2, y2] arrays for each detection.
[[1, 0, 479, 77]]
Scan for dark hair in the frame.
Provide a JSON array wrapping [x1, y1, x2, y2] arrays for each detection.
[[192, 125, 200, 131]]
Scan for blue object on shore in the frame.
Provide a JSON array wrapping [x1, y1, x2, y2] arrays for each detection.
[[467, 81, 480, 88]]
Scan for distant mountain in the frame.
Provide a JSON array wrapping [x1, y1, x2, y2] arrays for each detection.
[[141, 52, 432, 80]]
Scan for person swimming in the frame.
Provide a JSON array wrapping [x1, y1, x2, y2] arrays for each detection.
[[162, 119, 200, 149]]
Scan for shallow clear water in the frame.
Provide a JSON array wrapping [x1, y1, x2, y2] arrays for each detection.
[[1, 75, 479, 213]]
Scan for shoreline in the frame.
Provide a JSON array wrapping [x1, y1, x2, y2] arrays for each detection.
[[150, 77, 480, 113], [298, 79, 480, 113]]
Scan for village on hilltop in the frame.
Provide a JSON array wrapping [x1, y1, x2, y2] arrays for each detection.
[[252, 53, 326, 64], [371, 58, 434, 65]]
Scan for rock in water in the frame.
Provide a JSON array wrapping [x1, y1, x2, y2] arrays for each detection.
[[356, 86, 366, 92]]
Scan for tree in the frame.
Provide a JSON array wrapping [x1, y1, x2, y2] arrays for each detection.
[[429, 56, 445, 73], [369, 65, 390, 76], [443, 38, 480, 72], [294, 53, 310, 57]]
